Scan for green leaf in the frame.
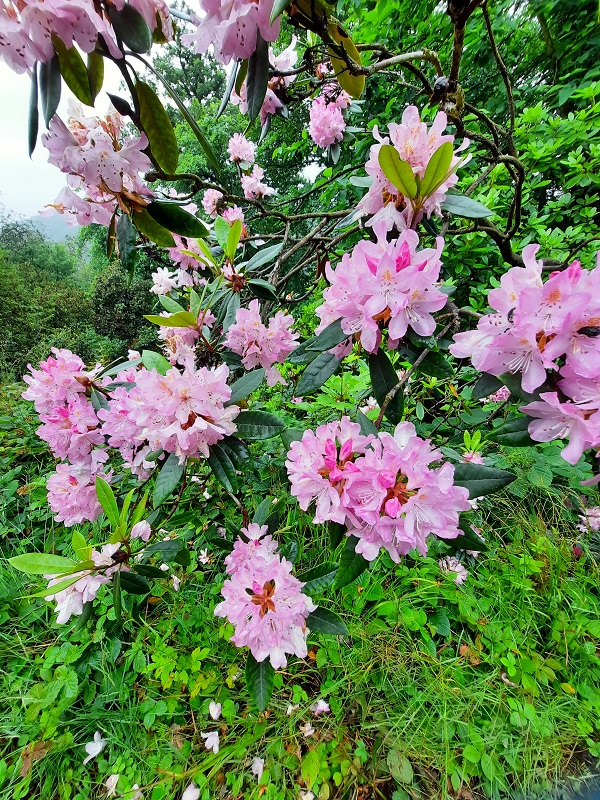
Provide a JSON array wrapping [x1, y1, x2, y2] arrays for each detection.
[[420, 142, 454, 198], [453, 463, 516, 498], [462, 744, 481, 764], [107, 212, 117, 260], [301, 750, 321, 791], [223, 292, 241, 334], [153, 453, 185, 507], [207, 442, 238, 493], [356, 410, 378, 437], [227, 369, 266, 405], [243, 243, 284, 272], [472, 373, 504, 400], [489, 417, 534, 447], [87, 51, 104, 101], [113, 570, 122, 623], [116, 213, 137, 283], [39, 54, 61, 127], [328, 521, 345, 550], [280, 428, 303, 448], [235, 410, 286, 440], [253, 498, 273, 526], [307, 319, 350, 352], [144, 311, 197, 327], [217, 58, 239, 119], [441, 193, 494, 219], [28, 63, 39, 157], [429, 611, 451, 637], [214, 216, 231, 252], [246, 32, 270, 124], [219, 436, 249, 464], [143, 538, 185, 562], [306, 607, 348, 635], [387, 750, 414, 784], [108, 4, 152, 52], [227, 219, 243, 260], [368, 350, 403, 425], [378, 144, 417, 199], [132, 208, 175, 247], [333, 536, 369, 589], [247, 279, 278, 302], [90, 388, 110, 414], [287, 337, 320, 365], [120, 572, 151, 595], [136, 80, 179, 173], [270, 0, 291, 23], [52, 37, 92, 105], [299, 562, 339, 595], [327, 18, 365, 99], [101, 356, 142, 377], [296, 352, 341, 396], [9, 553, 77, 576], [146, 202, 208, 238], [96, 477, 120, 529], [134, 564, 165, 579], [72, 530, 91, 561], [417, 351, 453, 379], [235, 59, 248, 97], [246, 652, 274, 711], [450, 521, 489, 553], [142, 349, 171, 375]]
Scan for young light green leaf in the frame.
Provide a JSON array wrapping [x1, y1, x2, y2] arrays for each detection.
[[226, 219, 243, 260], [378, 144, 417, 199], [52, 36, 93, 106], [9, 553, 77, 575], [87, 51, 104, 101], [141, 349, 171, 375], [96, 476, 120, 529], [420, 142, 454, 198], [144, 311, 197, 327]]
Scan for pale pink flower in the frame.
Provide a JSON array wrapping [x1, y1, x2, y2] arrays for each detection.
[[356, 105, 470, 230], [577, 506, 600, 532], [480, 385, 511, 403], [215, 549, 316, 669], [202, 188, 224, 217], [521, 392, 600, 465], [309, 96, 346, 148], [209, 702, 222, 720], [224, 299, 298, 385], [299, 722, 315, 738], [439, 556, 468, 585], [151, 267, 179, 296], [310, 699, 330, 716], [241, 166, 275, 200], [251, 757, 265, 781], [228, 133, 257, 164], [83, 731, 106, 765], [105, 774, 120, 797], [181, 0, 280, 65], [22, 347, 100, 414], [462, 450, 484, 464], [46, 459, 108, 527], [181, 784, 200, 800], [201, 731, 220, 754]]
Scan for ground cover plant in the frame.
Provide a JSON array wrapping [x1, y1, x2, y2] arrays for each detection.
[[1, 0, 600, 798]]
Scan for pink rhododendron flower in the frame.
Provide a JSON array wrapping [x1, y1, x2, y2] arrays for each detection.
[[151, 267, 179, 296], [224, 523, 279, 575], [202, 188, 224, 217], [520, 392, 600, 465], [462, 450, 484, 464], [251, 757, 265, 781], [577, 506, 600, 532], [224, 299, 298, 386], [286, 417, 374, 524], [228, 133, 257, 164], [105, 774, 120, 797], [241, 166, 275, 200], [131, 521, 152, 542], [315, 222, 447, 354], [22, 348, 100, 413], [438, 556, 469, 585], [181, 0, 280, 65], [46, 458, 109, 526], [309, 96, 346, 148], [181, 784, 200, 800], [480, 385, 511, 403], [356, 105, 470, 230]]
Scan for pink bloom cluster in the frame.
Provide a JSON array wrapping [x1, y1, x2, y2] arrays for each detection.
[[22, 348, 109, 525], [201, 189, 247, 237], [286, 418, 471, 562], [315, 222, 447, 354], [450, 247, 600, 464], [357, 105, 470, 230], [224, 299, 298, 386], [227, 133, 256, 165], [41, 102, 153, 227], [157, 308, 215, 369], [232, 38, 298, 126], [181, 0, 280, 65], [0, 0, 172, 73], [44, 543, 122, 624], [101, 363, 239, 464], [438, 556, 468, 586], [308, 88, 350, 149], [241, 166, 275, 200], [215, 523, 316, 669]]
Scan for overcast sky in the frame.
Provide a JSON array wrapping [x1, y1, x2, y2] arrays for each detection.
[[0, 61, 122, 219]]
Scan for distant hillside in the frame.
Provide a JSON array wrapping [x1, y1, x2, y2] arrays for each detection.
[[26, 213, 77, 243]]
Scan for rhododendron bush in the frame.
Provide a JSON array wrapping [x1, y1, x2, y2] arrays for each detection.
[[3, 0, 600, 717]]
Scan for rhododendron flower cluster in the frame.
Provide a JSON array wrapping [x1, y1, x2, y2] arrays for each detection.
[[228, 133, 256, 165], [224, 299, 298, 385], [44, 542, 122, 623], [315, 222, 447, 354], [357, 105, 470, 230], [181, 0, 280, 65], [0, 1, 173, 72], [22, 348, 109, 525], [41, 103, 153, 227], [309, 88, 350, 149], [241, 166, 275, 200], [231, 37, 298, 125], [450, 247, 600, 464], [215, 524, 316, 669], [286, 418, 471, 562]]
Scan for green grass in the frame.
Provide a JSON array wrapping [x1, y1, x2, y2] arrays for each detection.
[[1, 384, 600, 800]]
